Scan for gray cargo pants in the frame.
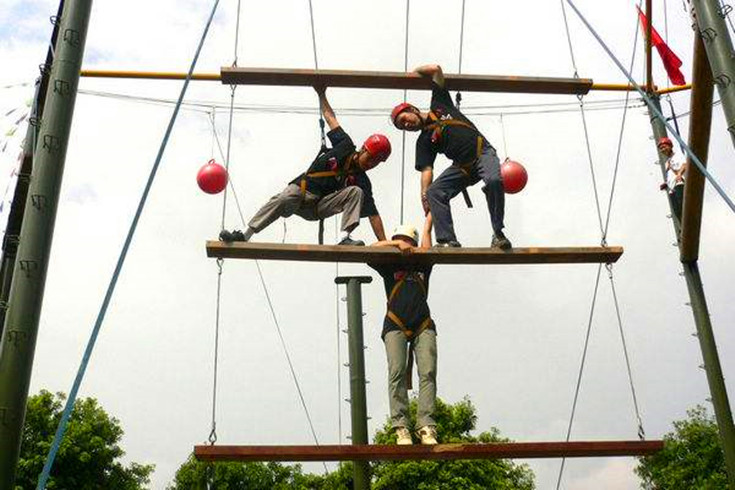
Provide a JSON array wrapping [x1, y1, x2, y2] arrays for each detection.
[[384, 329, 437, 429], [248, 183, 363, 234], [426, 146, 505, 243]]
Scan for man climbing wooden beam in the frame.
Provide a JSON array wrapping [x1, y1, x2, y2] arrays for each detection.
[[392, 64, 511, 249], [220, 87, 390, 246]]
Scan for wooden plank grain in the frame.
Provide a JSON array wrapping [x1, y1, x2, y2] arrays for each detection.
[[206, 241, 623, 265], [220, 67, 593, 95], [194, 440, 663, 462]]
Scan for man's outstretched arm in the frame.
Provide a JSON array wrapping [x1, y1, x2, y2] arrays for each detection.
[[369, 214, 387, 241], [315, 86, 339, 130], [414, 64, 445, 88]]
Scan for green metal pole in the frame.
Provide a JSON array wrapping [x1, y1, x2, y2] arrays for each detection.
[[649, 95, 735, 488], [0, 0, 93, 487], [689, 0, 735, 149], [335, 275, 372, 490]]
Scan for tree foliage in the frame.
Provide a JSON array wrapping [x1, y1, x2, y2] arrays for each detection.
[[371, 397, 535, 490], [636, 405, 727, 489], [171, 397, 535, 489], [15, 390, 153, 490]]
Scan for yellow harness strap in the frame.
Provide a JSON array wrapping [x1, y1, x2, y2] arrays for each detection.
[[299, 155, 357, 198]]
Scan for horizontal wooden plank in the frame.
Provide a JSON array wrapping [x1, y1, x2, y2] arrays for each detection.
[[194, 440, 663, 462], [206, 242, 623, 265], [221, 67, 593, 95]]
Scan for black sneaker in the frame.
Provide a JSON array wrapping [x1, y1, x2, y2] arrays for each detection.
[[491, 232, 512, 250], [230, 229, 246, 241], [435, 240, 462, 248], [219, 229, 234, 242], [338, 237, 365, 246]]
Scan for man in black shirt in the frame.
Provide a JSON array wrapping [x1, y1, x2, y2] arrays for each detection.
[[368, 221, 438, 445], [390, 64, 511, 250], [224, 87, 390, 245]]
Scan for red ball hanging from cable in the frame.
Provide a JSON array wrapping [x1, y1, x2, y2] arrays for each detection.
[[501, 158, 528, 194], [197, 159, 228, 194]]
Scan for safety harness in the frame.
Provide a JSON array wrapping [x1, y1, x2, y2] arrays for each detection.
[[386, 271, 433, 390], [425, 111, 487, 208], [300, 151, 360, 244]]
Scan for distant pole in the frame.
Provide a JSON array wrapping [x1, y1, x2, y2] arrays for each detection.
[[649, 95, 735, 488], [689, 0, 735, 149], [0, 0, 93, 487], [335, 275, 372, 490], [646, 0, 653, 91]]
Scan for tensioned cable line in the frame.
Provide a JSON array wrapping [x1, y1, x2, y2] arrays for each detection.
[[555, 2, 646, 488], [35, 2, 223, 488], [565, 0, 735, 214], [399, 0, 410, 223], [207, 110, 328, 473]]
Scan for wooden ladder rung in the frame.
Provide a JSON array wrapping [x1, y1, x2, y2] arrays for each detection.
[[220, 67, 593, 95], [206, 241, 623, 265], [194, 440, 663, 462]]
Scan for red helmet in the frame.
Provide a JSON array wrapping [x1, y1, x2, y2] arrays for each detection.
[[657, 137, 673, 147], [362, 134, 392, 162], [391, 102, 418, 128]]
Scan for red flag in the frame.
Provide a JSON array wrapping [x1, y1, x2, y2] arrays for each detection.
[[637, 6, 686, 86]]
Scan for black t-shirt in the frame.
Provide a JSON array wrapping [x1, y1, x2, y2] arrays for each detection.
[[368, 262, 434, 339], [290, 126, 378, 217], [415, 82, 486, 170]]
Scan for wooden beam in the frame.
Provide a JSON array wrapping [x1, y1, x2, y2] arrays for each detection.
[[220, 67, 593, 95], [680, 33, 714, 263], [194, 441, 663, 462], [206, 242, 622, 265]]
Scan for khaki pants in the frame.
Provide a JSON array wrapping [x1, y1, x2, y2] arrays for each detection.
[[248, 184, 364, 234], [384, 329, 437, 429]]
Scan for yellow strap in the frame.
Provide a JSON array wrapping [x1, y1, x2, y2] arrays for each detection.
[[476, 135, 484, 158], [300, 178, 306, 196], [306, 170, 338, 178], [388, 278, 405, 303], [387, 310, 413, 337]]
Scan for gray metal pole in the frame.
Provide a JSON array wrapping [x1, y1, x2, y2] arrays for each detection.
[[335, 275, 372, 490], [649, 95, 735, 488], [0, 0, 93, 486], [689, 0, 735, 149]]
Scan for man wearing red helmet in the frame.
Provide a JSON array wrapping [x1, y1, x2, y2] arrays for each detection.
[[391, 64, 511, 249], [223, 87, 390, 245], [657, 136, 687, 222]]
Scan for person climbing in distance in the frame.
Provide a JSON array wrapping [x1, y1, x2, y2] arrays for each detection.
[[368, 219, 438, 445], [657, 136, 687, 223], [221, 86, 390, 246], [391, 64, 511, 250]]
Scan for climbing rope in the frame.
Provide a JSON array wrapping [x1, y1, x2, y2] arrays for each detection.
[[455, 0, 467, 108], [35, 2, 223, 488], [565, 0, 735, 214], [307, 0, 326, 147]]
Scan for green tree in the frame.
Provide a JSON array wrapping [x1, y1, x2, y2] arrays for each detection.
[[167, 456, 347, 490], [636, 405, 727, 489], [15, 390, 153, 490], [371, 397, 535, 489]]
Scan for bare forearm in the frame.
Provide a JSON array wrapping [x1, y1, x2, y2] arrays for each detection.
[[420, 214, 433, 249], [318, 92, 339, 130], [371, 239, 403, 248], [414, 64, 445, 88], [369, 214, 387, 241], [421, 168, 434, 195]]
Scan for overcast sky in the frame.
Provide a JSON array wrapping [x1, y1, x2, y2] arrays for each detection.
[[2, 0, 735, 489]]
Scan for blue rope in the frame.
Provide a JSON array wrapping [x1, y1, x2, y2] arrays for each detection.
[[565, 0, 735, 215], [35, 1, 221, 487]]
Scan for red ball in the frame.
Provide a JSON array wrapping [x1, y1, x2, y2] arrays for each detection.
[[501, 159, 528, 194], [197, 159, 228, 194]]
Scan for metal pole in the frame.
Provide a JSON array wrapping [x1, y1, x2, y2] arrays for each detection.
[[0, 0, 93, 487], [689, 0, 735, 148], [335, 275, 372, 490], [646, 0, 654, 91], [0, 1, 65, 341], [649, 95, 735, 488]]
